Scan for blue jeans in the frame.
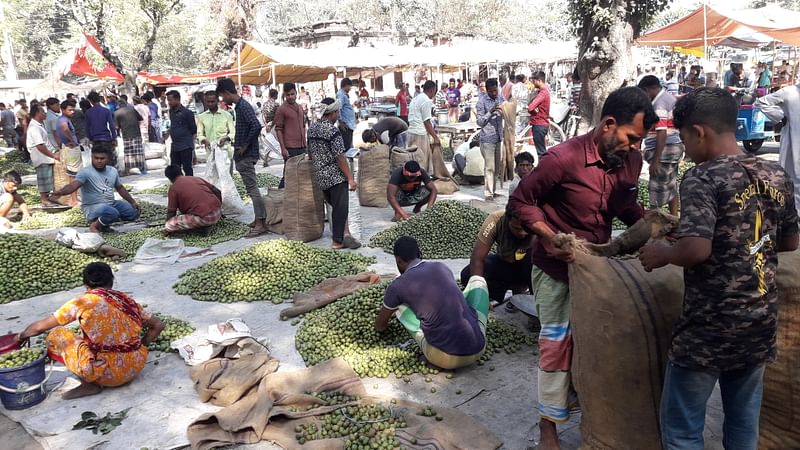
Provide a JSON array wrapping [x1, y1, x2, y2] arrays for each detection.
[[83, 200, 139, 226], [660, 363, 765, 450], [532, 125, 548, 156]]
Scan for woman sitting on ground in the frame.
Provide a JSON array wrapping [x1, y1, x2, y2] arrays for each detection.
[[15, 262, 164, 399]]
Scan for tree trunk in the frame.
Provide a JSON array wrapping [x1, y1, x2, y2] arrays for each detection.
[[576, 1, 635, 132], [137, 25, 159, 74]]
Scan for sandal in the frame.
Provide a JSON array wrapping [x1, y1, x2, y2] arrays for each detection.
[[245, 228, 267, 238], [342, 235, 362, 250]]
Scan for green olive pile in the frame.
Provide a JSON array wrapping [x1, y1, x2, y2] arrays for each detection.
[[17, 201, 166, 230], [144, 313, 195, 353], [294, 401, 407, 449], [0, 150, 34, 175], [296, 284, 535, 378], [174, 240, 375, 303], [369, 200, 488, 259], [233, 173, 281, 200], [0, 347, 45, 369], [101, 218, 249, 261], [0, 234, 96, 303]]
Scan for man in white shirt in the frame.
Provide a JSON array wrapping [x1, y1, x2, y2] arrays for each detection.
[[407, 80, 440, 173], [26, 105, 60, 206], [512, 74, 531, 135]]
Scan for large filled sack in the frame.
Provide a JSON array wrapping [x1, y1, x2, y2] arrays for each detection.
[[283, 154, 324, 242], [52, 160, 71, 204], [262, 189, 284, 234], [205, 148, 246, 216], [144, 143, 166, 160], [389, 145, 422, 171], [429, 143, 459, 195], [568, 241, 684, 450], [146, 157, 168, 171], [357, 143, 390, 208], [759, 250, 800, 449]]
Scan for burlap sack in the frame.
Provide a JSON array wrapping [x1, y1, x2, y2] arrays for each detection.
[[429, 143, 459, 195], [568, 245, 684, 450], [283, 154, 324, 242], [262, 189, 285, 234], [357, 144, 390, 208], [280, 272, 382, 320], [759, 250, 800, 449], [52, 160, 71, 204], [390, 145, 423, 172]]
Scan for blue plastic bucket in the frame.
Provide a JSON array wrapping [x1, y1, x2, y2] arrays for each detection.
[[0, 355, 48, 410]]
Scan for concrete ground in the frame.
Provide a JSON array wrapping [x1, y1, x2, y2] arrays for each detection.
[[0, 145, 746, 449]]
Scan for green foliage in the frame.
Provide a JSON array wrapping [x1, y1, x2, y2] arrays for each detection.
[[173, 239, 375, 303], [567, 0, 672, 37], [0, 150, 34, 176]]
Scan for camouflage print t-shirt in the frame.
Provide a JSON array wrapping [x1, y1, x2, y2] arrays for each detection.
[[671, 154, 799, 372]]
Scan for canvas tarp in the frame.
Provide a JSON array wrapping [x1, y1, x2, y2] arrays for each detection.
[[51, 34, 125, 82], [638, 4, 800, 48]]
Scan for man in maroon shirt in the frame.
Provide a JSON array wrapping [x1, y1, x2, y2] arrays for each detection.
[[164, 165, 222, 236], [275, 82, 307, 188], [528, 71, 551, 156], [509, 86, 657, 450]]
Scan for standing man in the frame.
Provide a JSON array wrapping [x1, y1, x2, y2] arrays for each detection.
[[476, 78, 505, 201], [435, 83, 448, 119], [261, 88, 279, 132], [509, 87, 657, 450], [196, 91, 235, 172], [216, 78, 266, 237], [512, 74, 531, 135], [395, 83, 409, 124], [26, 105, 61, 206], [500, 74, 513, 103], [114, 99, 146, 176], [0, 103, 16, 147], [44, 97, 62, 152], [638, 75, 684, 215], [55, 100, 82, 206], [71, 99, 90, 150], [85, 91, 117, 164], [336, 78, 356, 150], [15, 99, 30, 156], [757, 82, 800, 213], [407, 80, 441, 174], [306, 98, 360, 249], [142, 92, 161, 143], [528, 71, 551, 156], [51, 143, 140, 233], [165, 90, 196, 176], [640, 88, 799, 450], [132, 96, 151, 144], [446, 78, 461, 124], [275, 82, 307, 188]]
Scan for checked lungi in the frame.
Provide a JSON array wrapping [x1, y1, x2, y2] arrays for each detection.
[[165, 208, 222, 232], [35, 163, 54, 193], [123, 137, 146, 173]]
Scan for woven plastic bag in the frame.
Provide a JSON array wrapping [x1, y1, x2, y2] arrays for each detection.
[[205, 145, 246, 216]]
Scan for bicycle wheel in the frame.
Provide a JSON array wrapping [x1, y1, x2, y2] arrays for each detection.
[[547, 121, 566, 148]]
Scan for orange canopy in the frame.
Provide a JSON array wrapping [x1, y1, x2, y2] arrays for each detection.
[[137, 69, 240, 86], [638, 4, 800, 48], [52, 34, 125, 82]]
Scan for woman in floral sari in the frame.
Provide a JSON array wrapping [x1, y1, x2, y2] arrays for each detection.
[[15, 262, 164, 399]]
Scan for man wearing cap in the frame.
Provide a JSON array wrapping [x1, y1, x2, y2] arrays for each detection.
[[387, 160, 438, 221], [307, 98, 361, 249]]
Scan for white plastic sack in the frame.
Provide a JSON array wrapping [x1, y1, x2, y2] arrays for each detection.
[[172, 318, 270, 365], [144, 143, 165, 160], [261, 130, 281, 162], [133, 238, 185, 265], [55, 228, 105, 252], [115, 137, 125, 172], [146, 158, 168, 170], [205, 146, 246, 216]]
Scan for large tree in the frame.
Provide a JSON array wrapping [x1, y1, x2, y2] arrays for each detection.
[[570, 0, 671, 130]]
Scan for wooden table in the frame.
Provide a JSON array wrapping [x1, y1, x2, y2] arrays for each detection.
[[437, 121, 481, 149]]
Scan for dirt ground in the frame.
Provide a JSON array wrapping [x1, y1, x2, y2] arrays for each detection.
[[0, 157, 724, 450]]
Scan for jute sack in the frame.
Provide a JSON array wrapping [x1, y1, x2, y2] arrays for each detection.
[[430, 143, 459, 195], [567, 240, 684, 450], [389, 146, 422, 171], [357, 143, 390, 207], [283, 154, 324, 242], [759, 250, 800, 449], [53, 160, 71, 204], [262, 189, 285, 235]]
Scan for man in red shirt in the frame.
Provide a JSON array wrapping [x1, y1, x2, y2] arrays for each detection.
[[275, 82, 307, 188], [528, 71, 551, 156], [395, 84, 409, 124], [509, 87, 658, 450], [164, 165, 222, 236]]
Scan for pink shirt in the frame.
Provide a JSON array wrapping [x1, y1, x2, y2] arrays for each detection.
[[134, 104, 150, 141]]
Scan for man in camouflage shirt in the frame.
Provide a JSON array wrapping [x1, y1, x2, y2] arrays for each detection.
[[640, 88, 799, 450]]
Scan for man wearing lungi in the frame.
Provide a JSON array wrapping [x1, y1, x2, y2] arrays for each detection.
[[163, 165, 222, 236], [114, 99, 147, 176], [638, 75, 685, 215]]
